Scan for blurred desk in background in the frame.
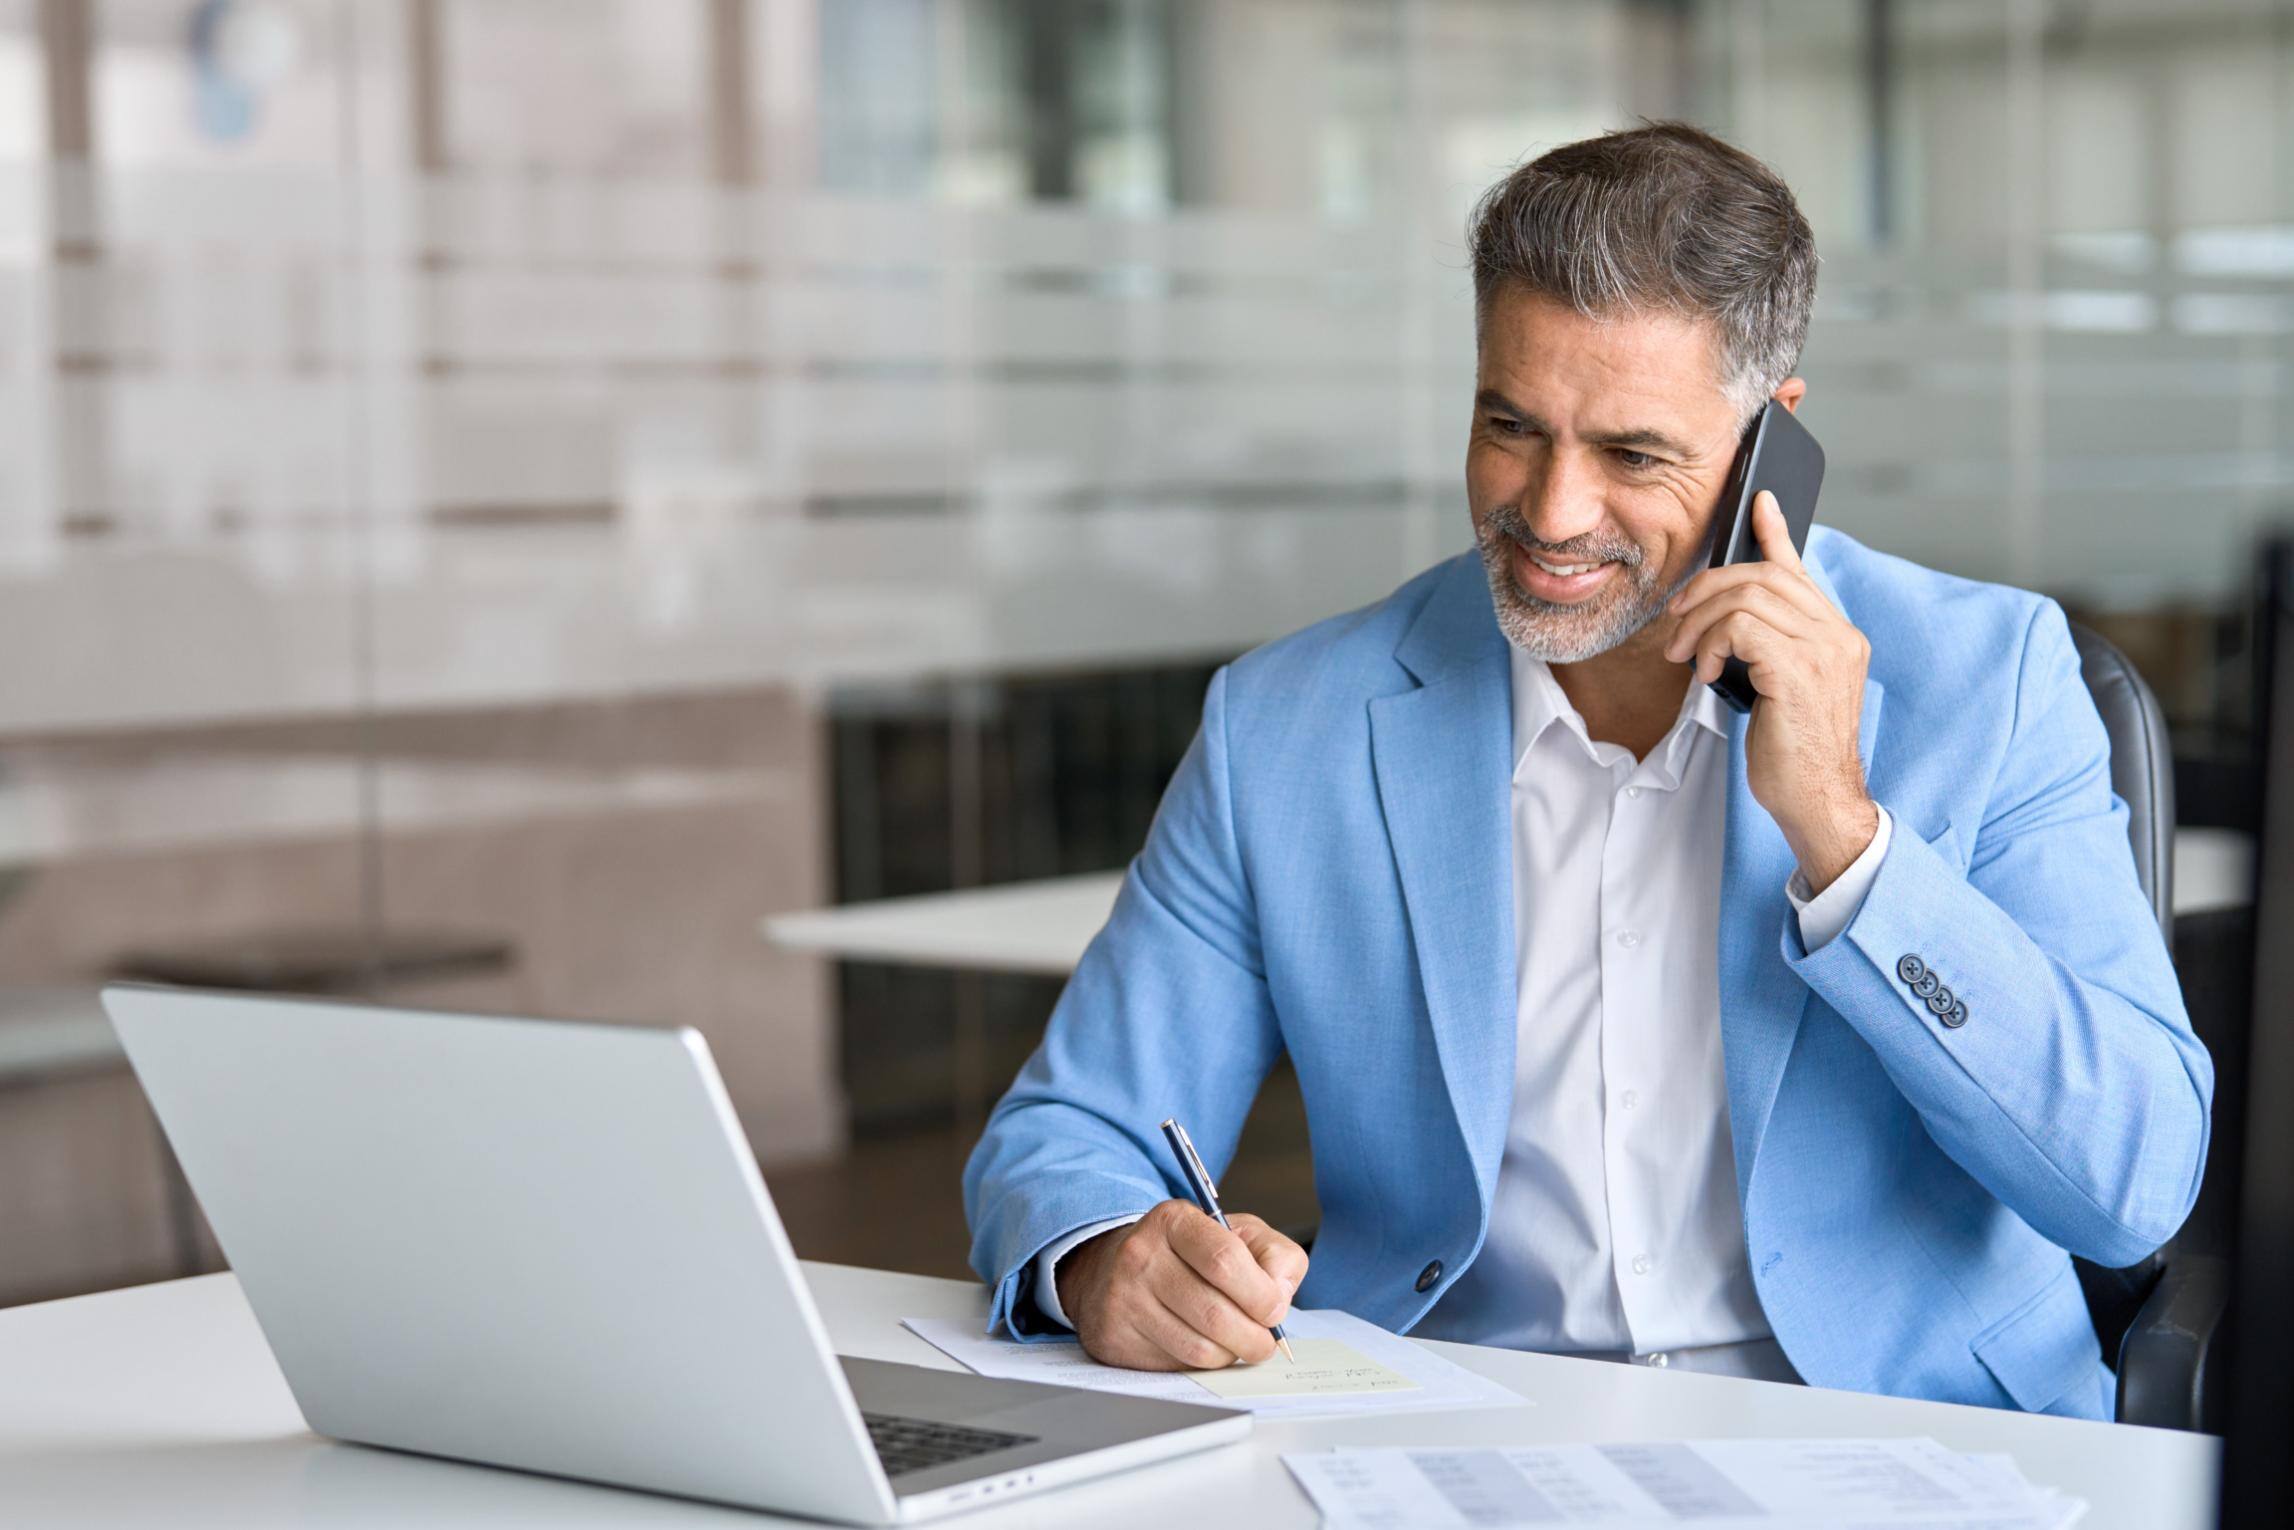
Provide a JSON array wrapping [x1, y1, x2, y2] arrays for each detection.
[[763, 872, 1125, 977], [2175, 827, 2255, 916], [0, 986, 120, 1083], [762, 866, 1322, 1265], [763, 828, 2254, 978]]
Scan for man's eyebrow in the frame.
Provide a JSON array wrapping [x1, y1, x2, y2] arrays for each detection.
[[1474, 389, 1539, 426], [1475, 389, 1693, 458], [1582, 424, 1693, 456]]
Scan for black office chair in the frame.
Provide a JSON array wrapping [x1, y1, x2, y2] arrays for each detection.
[[2065, 622, 2230, 1431]]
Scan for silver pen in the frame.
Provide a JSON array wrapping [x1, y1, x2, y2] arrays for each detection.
[[1160, 1116, 1294, 1363]]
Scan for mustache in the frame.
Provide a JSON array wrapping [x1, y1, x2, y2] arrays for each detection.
[[1480, 504, 1644, 568]]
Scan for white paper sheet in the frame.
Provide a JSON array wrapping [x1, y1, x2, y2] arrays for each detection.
[[901, 1307, 1525, 1419], [1281, 1439, 2088, 1530]]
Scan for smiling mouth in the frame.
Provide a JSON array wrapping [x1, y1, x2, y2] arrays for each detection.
[[1508, 541, 1630, 607]]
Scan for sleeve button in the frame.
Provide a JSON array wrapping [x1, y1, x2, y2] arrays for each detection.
[[1897, 954, 1927, 983], [1926, 986, 1956, 1016], [1913, 971, 1942, 999], [1414, 1260, 1444, 1293], [1941, 999, 1969, 1028]]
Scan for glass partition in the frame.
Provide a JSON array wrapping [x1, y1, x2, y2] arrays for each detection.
[[2, 0, 2286, 1304]]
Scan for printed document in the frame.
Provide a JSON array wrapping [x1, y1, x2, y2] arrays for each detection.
[[901, 1307, 1522, 1419], [1282, 1438, 2087, 1529]]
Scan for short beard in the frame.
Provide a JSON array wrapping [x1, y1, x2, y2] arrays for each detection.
[[1475, 505, 1684, 663]]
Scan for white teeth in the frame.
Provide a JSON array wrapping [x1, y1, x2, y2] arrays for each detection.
[[1531, 556, 1601, 576]]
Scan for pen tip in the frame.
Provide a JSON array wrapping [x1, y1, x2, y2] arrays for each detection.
[[1278, 1337, 1296, 1364]]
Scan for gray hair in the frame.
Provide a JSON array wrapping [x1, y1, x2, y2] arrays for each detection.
[[1467, 122, 1818, 420]]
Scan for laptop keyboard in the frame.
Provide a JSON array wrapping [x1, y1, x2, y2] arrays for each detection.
[[862, 1412, 1038, 1477]]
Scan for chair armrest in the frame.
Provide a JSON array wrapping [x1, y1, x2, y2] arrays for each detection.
[[2115, 1253, 2231, 1431]]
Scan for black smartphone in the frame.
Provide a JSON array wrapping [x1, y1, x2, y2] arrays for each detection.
[[1701, 399, 1825, 713]]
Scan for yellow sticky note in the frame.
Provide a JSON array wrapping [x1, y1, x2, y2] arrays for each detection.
[[1185, 1339, 1421, 1399]]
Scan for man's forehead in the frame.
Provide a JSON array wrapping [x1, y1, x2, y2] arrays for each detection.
[[1481, 284, 1720, 359], [1477, 292, 1735, 438]]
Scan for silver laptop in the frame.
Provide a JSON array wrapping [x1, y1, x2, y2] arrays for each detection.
[[102, 985, 1248, 1524]]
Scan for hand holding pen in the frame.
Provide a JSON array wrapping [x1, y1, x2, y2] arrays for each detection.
[[1162, 1117, 1295, 1364], [1048, 1125, 1309, 1372]]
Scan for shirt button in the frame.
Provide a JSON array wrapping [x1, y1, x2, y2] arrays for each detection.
[[1615, 930, 1642, 950], [1620, 1089, 1640, 1110], [1631, 1253, 1652, 1276], [1414, 1260, 1443, 1293], [1646, 1352, 1670, 1368], [1625, 785, 1643, 800]]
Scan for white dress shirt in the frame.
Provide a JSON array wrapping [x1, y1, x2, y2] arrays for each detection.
[[1031, 648, 1891, 1355]]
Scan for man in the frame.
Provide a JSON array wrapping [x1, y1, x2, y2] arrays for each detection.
[[962, 123, 2211, 1417]]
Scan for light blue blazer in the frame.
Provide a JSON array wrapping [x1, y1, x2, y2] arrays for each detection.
[[963, 529, 2212, 1419]]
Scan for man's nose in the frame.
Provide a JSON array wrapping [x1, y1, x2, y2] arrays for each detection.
[[1519, 451, 1608, 546]]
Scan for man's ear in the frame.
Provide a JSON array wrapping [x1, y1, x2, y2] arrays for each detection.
[[1773, 377, 1808, 415]]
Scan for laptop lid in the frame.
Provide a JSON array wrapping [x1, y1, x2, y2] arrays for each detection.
[[101, 985, 899, 1525]]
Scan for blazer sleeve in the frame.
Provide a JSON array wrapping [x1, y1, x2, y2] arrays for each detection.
[[962, 665, 1286, 1337], [1783, 600, 2214, 1269]]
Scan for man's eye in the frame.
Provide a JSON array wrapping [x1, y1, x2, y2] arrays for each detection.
[[1614, 448, 1656, 469], [1487, 416, 1527, 437]]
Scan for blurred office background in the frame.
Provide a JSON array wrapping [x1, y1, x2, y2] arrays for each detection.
[[0, 0, 2286, 1306]]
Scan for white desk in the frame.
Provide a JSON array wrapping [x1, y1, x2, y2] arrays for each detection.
[[762, 828, 2254, 979], [0, 1264, 2218, 1527], [762, 873, 1126, 977]]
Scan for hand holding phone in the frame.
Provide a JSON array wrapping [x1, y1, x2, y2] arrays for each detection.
[[1664, 400, 1879, 893], [1700, 400, 1826, 712]]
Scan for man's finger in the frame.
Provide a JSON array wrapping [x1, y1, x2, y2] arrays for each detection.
[[1146, 1253, 1279, 1363], [1168, 1211, 1289, 1327], [1748, 489, 1806, 571], [1227, 1214, 1309, 1310], [1667, 557, 1830, 623], [1128, 1290, 1239, 1371], [1665, 583, 1812, 665], [1691, 608, 1791, 687]]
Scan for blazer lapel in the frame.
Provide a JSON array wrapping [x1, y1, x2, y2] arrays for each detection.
[[1719, 539, 1887, 1193], [1368, 559, 1518, 1209]]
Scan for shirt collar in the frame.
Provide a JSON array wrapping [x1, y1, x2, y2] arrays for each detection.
[[1509, 643, 1729, 779]]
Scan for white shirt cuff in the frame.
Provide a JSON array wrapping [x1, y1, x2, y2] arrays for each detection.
[[1030, 1215, 1145, 1330], [1786, 806, 1893, 951]]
